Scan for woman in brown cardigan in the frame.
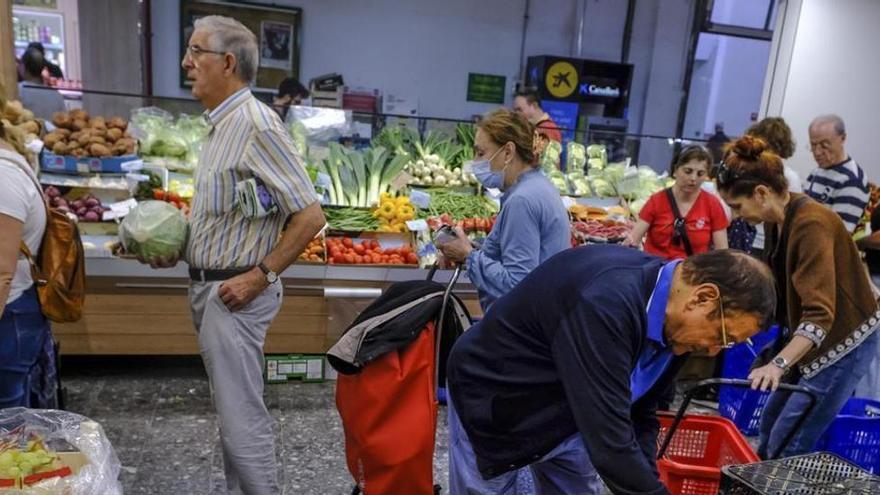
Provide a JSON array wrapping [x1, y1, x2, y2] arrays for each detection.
[[717, 135, 880, 458]]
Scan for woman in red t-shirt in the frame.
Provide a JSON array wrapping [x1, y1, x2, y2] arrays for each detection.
[[623, 145, 729, 259]]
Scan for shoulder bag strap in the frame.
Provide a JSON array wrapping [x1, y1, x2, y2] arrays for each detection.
[[4, 154, 48, 276], [665, 188, 694, 256]]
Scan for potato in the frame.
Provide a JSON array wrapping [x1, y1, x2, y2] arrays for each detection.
[[108, 117, 127, 130], [43, 132, 63, 148], [90, 116, 106, 128], [54, 128, 71, 138], [71, 148, 87, 158], [89, 128, 107, 139], [77, 131, 92, 146], [115, 137, 135, 148], [69, 109, 89, 122], [89, 143, 112, 157], [20, 109, 34, 124], [71, 119, 88, 131], [52, 111, 72, 129], [87, 135, 106, 146], [68, 131, 82, 142], [106, 127, 123, 142], [52, 141, 69, 155], [67, 140, 81, 150]]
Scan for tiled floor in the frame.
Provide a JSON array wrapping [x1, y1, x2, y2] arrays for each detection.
[[61, 357, 450, 495]]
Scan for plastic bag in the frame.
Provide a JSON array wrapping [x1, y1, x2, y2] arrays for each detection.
[[0, 408, 122, 494], [128, 107, 173, 155], [119, 200, 188, 260], [284, 105, 352, 145]]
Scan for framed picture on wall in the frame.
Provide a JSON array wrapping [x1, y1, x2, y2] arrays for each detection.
[[180, 0, 301, 93], [260, 21, 293, 70]]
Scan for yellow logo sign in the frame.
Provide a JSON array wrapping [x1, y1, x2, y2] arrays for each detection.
[[545, 61, 578, 98]]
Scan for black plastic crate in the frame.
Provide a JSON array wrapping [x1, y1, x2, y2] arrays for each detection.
[[721, 452, 880, 494]]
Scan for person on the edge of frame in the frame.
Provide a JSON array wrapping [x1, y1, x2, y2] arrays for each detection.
[[717, 134, 879, 459]]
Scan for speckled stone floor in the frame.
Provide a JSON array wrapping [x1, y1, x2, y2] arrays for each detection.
[[61, 357, 451, 495]]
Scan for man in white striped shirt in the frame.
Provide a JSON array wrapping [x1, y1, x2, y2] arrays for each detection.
[[144, 16, 324, 495], [804, 114, 869, 233]]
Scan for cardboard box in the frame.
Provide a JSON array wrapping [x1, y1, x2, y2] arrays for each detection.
[[41, 151, 139, 175], [265, 354, 325, 383]]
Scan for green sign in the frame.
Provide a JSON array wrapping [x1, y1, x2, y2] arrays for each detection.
[[467, 73, 506, 104]]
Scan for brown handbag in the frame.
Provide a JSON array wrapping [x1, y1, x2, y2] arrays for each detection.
[[12, 158, 86, 322]]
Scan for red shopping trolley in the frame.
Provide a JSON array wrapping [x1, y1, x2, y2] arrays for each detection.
[[656, 378, 817, 495]]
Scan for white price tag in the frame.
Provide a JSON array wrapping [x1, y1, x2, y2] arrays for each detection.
[[102, 198, 139, 220], [409, 189, 431, 209], [120, 159, 144, 172], [617, 168, 640, 196], [406, 219, 429, 232], [561, 196, 577, 209]]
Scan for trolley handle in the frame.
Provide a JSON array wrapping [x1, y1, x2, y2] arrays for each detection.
[[656, 378, 817, 461]]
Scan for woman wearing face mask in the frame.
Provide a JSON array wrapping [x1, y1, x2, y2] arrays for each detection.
[[437, 108, 570, 311], [717, 135, 879, 458], [623, 145, 729, 259]]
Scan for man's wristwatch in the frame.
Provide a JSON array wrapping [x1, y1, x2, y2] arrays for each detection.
[[257, 262, 278, 284], [771, 355, 789, 371]]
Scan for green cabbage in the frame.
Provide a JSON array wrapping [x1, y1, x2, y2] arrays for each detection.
[[567, 142, 587, 171], [120, 201, 188, 259], [540, 141, 563, 173]]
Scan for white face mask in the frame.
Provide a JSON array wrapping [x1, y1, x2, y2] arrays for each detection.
[[467, 146, 508, 190]]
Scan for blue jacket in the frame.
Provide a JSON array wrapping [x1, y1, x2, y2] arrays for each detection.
[[448, 245, 685, 495], [466, 169, 570, 310]]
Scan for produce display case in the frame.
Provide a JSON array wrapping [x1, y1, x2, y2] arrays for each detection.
[[14, 89, 693, 356]]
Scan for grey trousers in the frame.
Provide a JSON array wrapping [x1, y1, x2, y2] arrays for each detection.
[[190, 280, 283, 495]]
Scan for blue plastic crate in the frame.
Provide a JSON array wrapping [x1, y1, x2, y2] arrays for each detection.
[[817, 397, 880, 473], [718, 326, 779, 436]]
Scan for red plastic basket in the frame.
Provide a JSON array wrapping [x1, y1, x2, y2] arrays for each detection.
[[657, 413, 759, 495]]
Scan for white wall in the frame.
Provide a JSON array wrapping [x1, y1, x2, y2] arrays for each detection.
[[761, 0, 880, 180], [151, 0, 633, 120], [149, 0, 692, 140]]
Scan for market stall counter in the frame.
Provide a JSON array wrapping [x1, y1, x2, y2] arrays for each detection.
[[52, 257, 482, 355]]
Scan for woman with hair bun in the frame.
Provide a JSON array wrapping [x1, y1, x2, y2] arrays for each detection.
[[717, 134, 880, 458]]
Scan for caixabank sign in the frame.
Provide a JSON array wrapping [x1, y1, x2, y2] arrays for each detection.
[[526, 56, 633, 119]]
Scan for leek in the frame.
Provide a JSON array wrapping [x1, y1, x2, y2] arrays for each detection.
[[348, 150, 367, 207]]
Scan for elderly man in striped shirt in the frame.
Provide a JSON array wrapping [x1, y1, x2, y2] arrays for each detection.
[[140, 15, 325, 495], [804, 114, 869, 233]]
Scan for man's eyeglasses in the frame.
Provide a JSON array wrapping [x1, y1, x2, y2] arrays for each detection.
[[718, 297, 754, 351], [185, 45, 226, 58]]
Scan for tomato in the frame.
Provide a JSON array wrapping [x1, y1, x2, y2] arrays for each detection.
[[344, 254, 355, 264], [342, 237, 354, 248], [406, 253, 418, 264], [369, 240, 380, 250], [371, 254, 382, 264], [152, 189, 166, 201], [167, 192, 181, 203], [333, 254, 344, 264], [399, 245, 412, 255], [354, 244, 366, 255]]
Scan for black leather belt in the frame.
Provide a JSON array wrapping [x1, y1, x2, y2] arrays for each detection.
[[189, 267, 253, 282]]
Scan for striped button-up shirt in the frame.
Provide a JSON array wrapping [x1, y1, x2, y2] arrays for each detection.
[[805, 157, 869, 233], [186, 87, 317, 269]]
